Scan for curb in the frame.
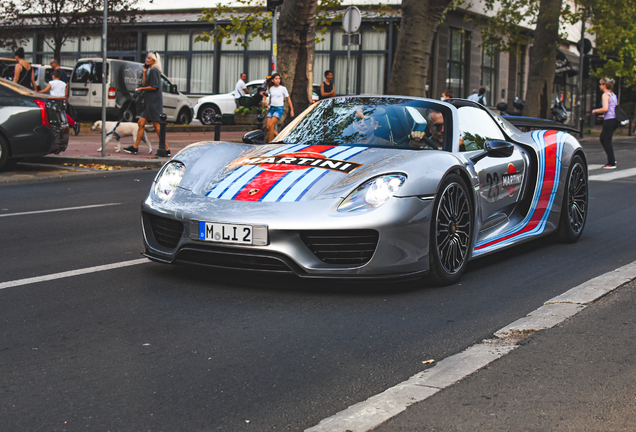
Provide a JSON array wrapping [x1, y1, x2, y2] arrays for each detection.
[[27, 155, 166, 169], [306, 260, 636, 432]]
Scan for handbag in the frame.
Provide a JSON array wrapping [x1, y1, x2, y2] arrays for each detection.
[[615, 105, 630, 127]]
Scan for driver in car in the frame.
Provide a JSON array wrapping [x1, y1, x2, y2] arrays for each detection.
[[352, 108, 392, 146], [404, 110, 445, 150]]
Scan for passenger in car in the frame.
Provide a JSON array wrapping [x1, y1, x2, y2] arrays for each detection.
[[351, 108, 391, 146]]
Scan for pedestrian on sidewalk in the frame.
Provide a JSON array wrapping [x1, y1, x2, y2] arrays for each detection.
[[319, 70, 335, 100], [234, 73, 251, 109], [440, 89, 453, 101], [592, 77, 618, 169], [265, 73, 294, 143], [38, 69, 66, 96], [124, 52, 170, 156], [13, 48, 36, 91]]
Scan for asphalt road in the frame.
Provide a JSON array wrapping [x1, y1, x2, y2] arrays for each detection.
[[0, 136, 635, 431]]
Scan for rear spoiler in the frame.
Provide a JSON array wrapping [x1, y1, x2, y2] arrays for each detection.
[[502, 115, 582, 136]]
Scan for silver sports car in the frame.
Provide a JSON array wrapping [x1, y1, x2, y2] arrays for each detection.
[[141, 97, 588, 285]]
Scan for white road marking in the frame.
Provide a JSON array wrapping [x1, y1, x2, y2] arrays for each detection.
[[589, 167, 636, 181], [0, 203, 121, 218], [0, 258, 149, 290], [587, 164, 603, 171], [306, 260, 636, 432]]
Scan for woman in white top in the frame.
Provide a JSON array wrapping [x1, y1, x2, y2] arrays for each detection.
[[266, 73, 294, 143]]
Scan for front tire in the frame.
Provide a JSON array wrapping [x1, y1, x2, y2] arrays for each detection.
[[556, 155, 588, 243], [428, 173, 474, 286], [199, 104, 219, 125]]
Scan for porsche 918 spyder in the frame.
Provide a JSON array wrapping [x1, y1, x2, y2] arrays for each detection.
[[140, 96, 588, 285]]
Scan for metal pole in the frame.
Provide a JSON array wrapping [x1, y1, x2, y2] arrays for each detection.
[[576, 14, 585, 134], [272, 6, 277, 72], [346, 8, 352, 95], [101, 0, 108, 157]]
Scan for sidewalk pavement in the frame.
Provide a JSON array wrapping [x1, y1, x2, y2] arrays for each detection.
[[370, 278, 636, 432], [31, 125, 635, 170], [31, 126, 253, 169]]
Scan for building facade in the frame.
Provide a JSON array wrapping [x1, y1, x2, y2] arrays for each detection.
[[0, 6, 594, 125]]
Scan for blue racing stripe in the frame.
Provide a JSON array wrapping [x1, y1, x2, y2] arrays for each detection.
[[207, 144, 308, 198], [279, 146, 368, 202], [261, 146, 353, 202]]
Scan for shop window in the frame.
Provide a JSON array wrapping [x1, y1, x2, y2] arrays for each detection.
[[481, 47, 496, 106], [447, 28, 467, 98]]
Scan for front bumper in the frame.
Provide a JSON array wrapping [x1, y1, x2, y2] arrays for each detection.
[[141, 189, 434, 279]]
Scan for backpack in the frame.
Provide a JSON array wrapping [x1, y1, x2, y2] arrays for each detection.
[[615, 105, 629, 127]]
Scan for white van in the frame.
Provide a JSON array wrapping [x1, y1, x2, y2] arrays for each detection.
[[68, 58, 194, 124]]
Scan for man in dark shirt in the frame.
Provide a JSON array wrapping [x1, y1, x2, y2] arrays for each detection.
[[50, 58, 68, 83]]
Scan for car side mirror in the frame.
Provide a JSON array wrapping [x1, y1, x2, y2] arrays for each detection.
[[470, 140, 514, 162], [496, 102, 508, 112], [170, 84, 178, 94], [242, 130, 265, 144]]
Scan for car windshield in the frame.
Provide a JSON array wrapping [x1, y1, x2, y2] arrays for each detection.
[[274, 97, 451, 151]]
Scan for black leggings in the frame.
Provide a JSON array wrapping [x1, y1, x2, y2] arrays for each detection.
[[600, 118, 618, 164]]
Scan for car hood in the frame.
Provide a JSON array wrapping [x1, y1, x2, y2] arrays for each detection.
[[175, 141, 448, 202]]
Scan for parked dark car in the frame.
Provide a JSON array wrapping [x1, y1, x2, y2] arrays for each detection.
[[0, 77, 69, 170]]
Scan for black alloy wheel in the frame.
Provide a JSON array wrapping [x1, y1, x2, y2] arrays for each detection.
[[557, 154, 588, 243], [199, 104, 219, 125], [429, 173, 473, 286]]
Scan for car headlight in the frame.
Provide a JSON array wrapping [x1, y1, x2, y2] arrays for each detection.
[[337, 174, 406, 213], [154, 161, 186, 201]]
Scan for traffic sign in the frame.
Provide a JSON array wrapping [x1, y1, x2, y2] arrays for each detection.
[[343, 6, 361, 33]]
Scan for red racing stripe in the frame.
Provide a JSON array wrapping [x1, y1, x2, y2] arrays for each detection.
[[475, 130, 558, 250], [232, 145, 335, 202]]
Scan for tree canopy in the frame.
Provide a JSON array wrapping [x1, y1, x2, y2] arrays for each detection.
[[0, 0, 139, 61]]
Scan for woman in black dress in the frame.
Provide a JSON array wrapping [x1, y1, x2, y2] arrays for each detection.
[[124, 52, 170, 156], [13, 48, 37, 91]]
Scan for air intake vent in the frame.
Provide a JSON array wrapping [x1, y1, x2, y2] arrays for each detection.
[[147, 213, 184, 249], [176, 247, 294, 273], [300, 230, 379, 265]]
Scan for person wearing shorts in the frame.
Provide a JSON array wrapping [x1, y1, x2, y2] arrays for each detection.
[[266, 73, 294, 143]]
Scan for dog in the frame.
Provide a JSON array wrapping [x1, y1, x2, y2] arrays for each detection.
[[92, 121, 152, 154]]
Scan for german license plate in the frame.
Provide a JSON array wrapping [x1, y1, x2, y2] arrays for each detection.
[[198, 221, 253, 245], [72, 89, 88, 96]]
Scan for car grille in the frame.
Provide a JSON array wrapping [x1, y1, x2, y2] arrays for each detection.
[[176, 247, 294, 273], [147, 213, 184, 248], [300, 230, 379, 265]]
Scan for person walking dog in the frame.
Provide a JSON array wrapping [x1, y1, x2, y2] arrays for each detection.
[[124, 52, 170, 156]]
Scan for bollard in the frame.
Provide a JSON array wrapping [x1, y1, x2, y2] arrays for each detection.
[[214, 114, 222, 141], [157, 113, 168, 157]]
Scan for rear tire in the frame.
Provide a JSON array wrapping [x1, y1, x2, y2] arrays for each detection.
[[0, 135, 9, 171], [121, 105, 135, 123], [176, 108, 191, 125], [556, 155, 588, 243], [428, 173, 474, 286], [199, 104, 219, 125]]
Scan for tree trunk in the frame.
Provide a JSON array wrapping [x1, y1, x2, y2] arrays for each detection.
[[524, 0, 562, 119], [388, 0, 451, 96], [277, 0, 317, 124]]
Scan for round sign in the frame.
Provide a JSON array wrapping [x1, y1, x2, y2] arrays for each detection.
[[343, 6, 362, 33]]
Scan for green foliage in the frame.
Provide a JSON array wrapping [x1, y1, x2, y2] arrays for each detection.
[[235, 105, 267, 115], [454, 0, 580, 54], [588, 0, 636, 87], [195, 0, 392, 47]]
